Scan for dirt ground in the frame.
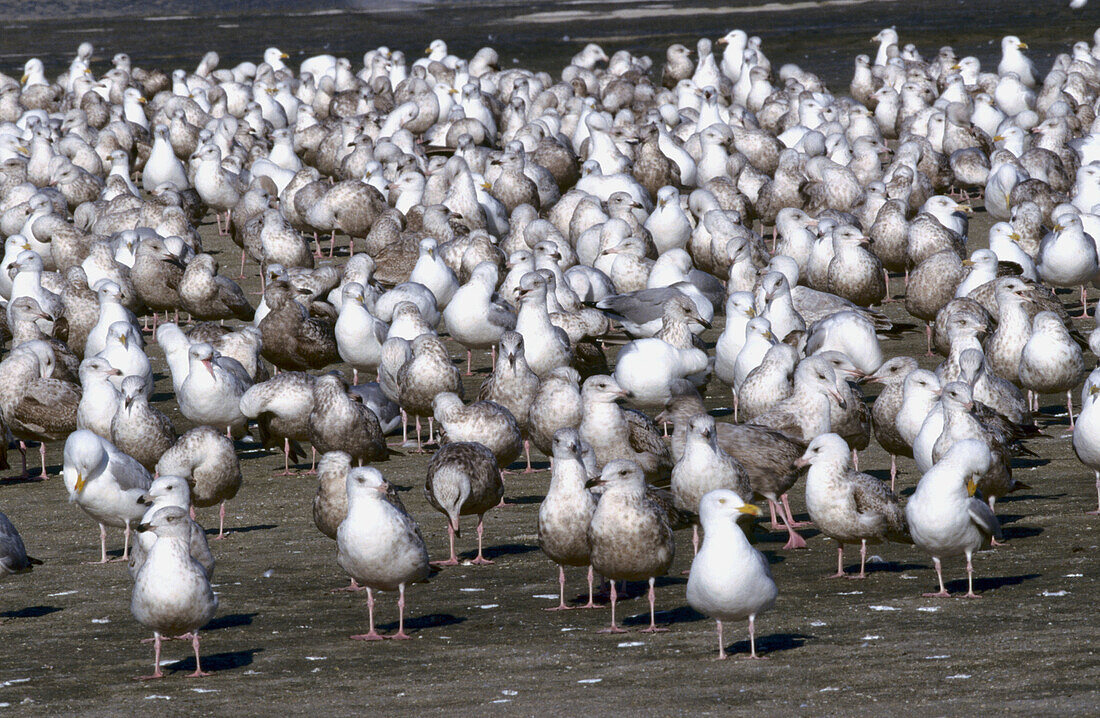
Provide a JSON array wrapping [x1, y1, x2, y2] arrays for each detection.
[[0, 206, 1098, 716]]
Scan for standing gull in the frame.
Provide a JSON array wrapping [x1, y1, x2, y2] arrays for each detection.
[[587, 460, 675, 633], [538, 428, 599, 610], [130, 506, 218, 678], [797, 433, 911, 579], [906, 440, 1001, 598], [424, 442, 503, 566], [63, 429, 152, 564], [156, 427, 242, 539], [337, 467, 429, 641], [686, 490, 776, 659]]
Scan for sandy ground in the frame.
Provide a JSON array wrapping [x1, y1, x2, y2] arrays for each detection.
[[0, 207, 1098, 716]]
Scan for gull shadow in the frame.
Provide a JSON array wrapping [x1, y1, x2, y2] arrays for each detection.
[[206, 524, 277, 536], [0, 474, 47, 486], [504, 460, 550, 473], [725, 632, 811, 657], [1, 605, 62, 619], [151, 392, 175, 403], [481, 543, 540, 561], [1011, 458, 1050, 469], [501, 494, 544, 506], [167, 648, 261, 675], [1000, 492, 1065, 503], [756, 527, 819, 544], [378, 613, 465, 633], [995, 513, 1026, 525], [861, 560, 927, 574], [1001, 525, 1043, 540], [203, 613, 257, 631], [653, 604, 707, 626], [944, 572, 1039, 594]]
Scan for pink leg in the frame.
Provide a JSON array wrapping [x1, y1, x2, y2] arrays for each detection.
[[744, 614, 766, 659], [1088, 472, 1100, 515], [580, 566, 600, 609], [922, 557, 951, 597], [889, 455, 897, 492], [350, 587, 384, 640], [107, 523, 132, 562], [1077, 284, 1090, 319], [692, 524, 700, 556], [639, 576, 668, 632], [431, 524, 460, 567], [276, 438, 295, 476], [37, 442, 48, 479], [353, 368, 359, 385], [962, 554, 981, 598], [388, 584, 412, 639], [826, 543, 847, 578], [777, 499, 808, 550], [847, 539, 867, 579], [523, 440, 535, 473], [470, 516, 493, 564], [715, 620, 727, 660], [331, 577, 366, 593], [428, 417, 435, 445], [925, 324, 935, 357], [781, 494, 811, 528], [17, 441, 27, 480], [213, 502, 226, 540], [465, 350, 473, 376], [768, 499, 781, 530], [239, 248, 247, 279], [851, 449, 859, 471], [188, 632, 211, 677], [545, 565, 572, 611], [137, 633, 164, 680], [84, 523, 110, 564], [307, 447, 317, 475], [1067, 391, 1075, 429], [413, 416, 425, 453], [597, 581, 627, 633]]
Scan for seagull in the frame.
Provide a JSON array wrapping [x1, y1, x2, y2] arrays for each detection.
[[906, 440, 1002, 598], [686, 490, 776, 659]]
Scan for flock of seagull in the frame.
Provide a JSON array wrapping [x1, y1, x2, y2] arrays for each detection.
[[0, 22, 1099, 678]]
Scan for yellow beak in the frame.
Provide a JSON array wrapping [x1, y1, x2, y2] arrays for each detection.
[[20, 74, 28, 84], [966, 479, 977, 497], [75, 472, 86, 492], [280, 53, 289, 59], [737, 504, 762, 516], [1018, 42, 1028, 49]]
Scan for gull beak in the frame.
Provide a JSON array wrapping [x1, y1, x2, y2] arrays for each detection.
[[1009, 232, 1021, 241], [737, 504, 762, 516], [584, 476, 606, 489], [138, 96, 146, 104], [717, 37, 728, 45], [375, 481, 391, 494], [958, 204, 973, 215], [1053, 224, 1065, 232], [992, 135, 1004, 141], [119, 334, 127, 348], [280, 52, 290, 59], [202, 358, 216, 377], [763, 331, 775, 340], [20, 74, 28, 84], [137, 522, 152, 533], [793, 456, 809, 468], [830, 389, 847, 410], [1018, 42, 1028, 49], [746, 307, 756, 318], [481, 181, 492, 191], [75, 472, 86, 492], [696, 316, 712, 329], [961, 259, 974, 267], [966, 478, 977, 496]]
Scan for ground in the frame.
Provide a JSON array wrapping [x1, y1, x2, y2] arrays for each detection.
[[0, 208, 1097, 716]]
